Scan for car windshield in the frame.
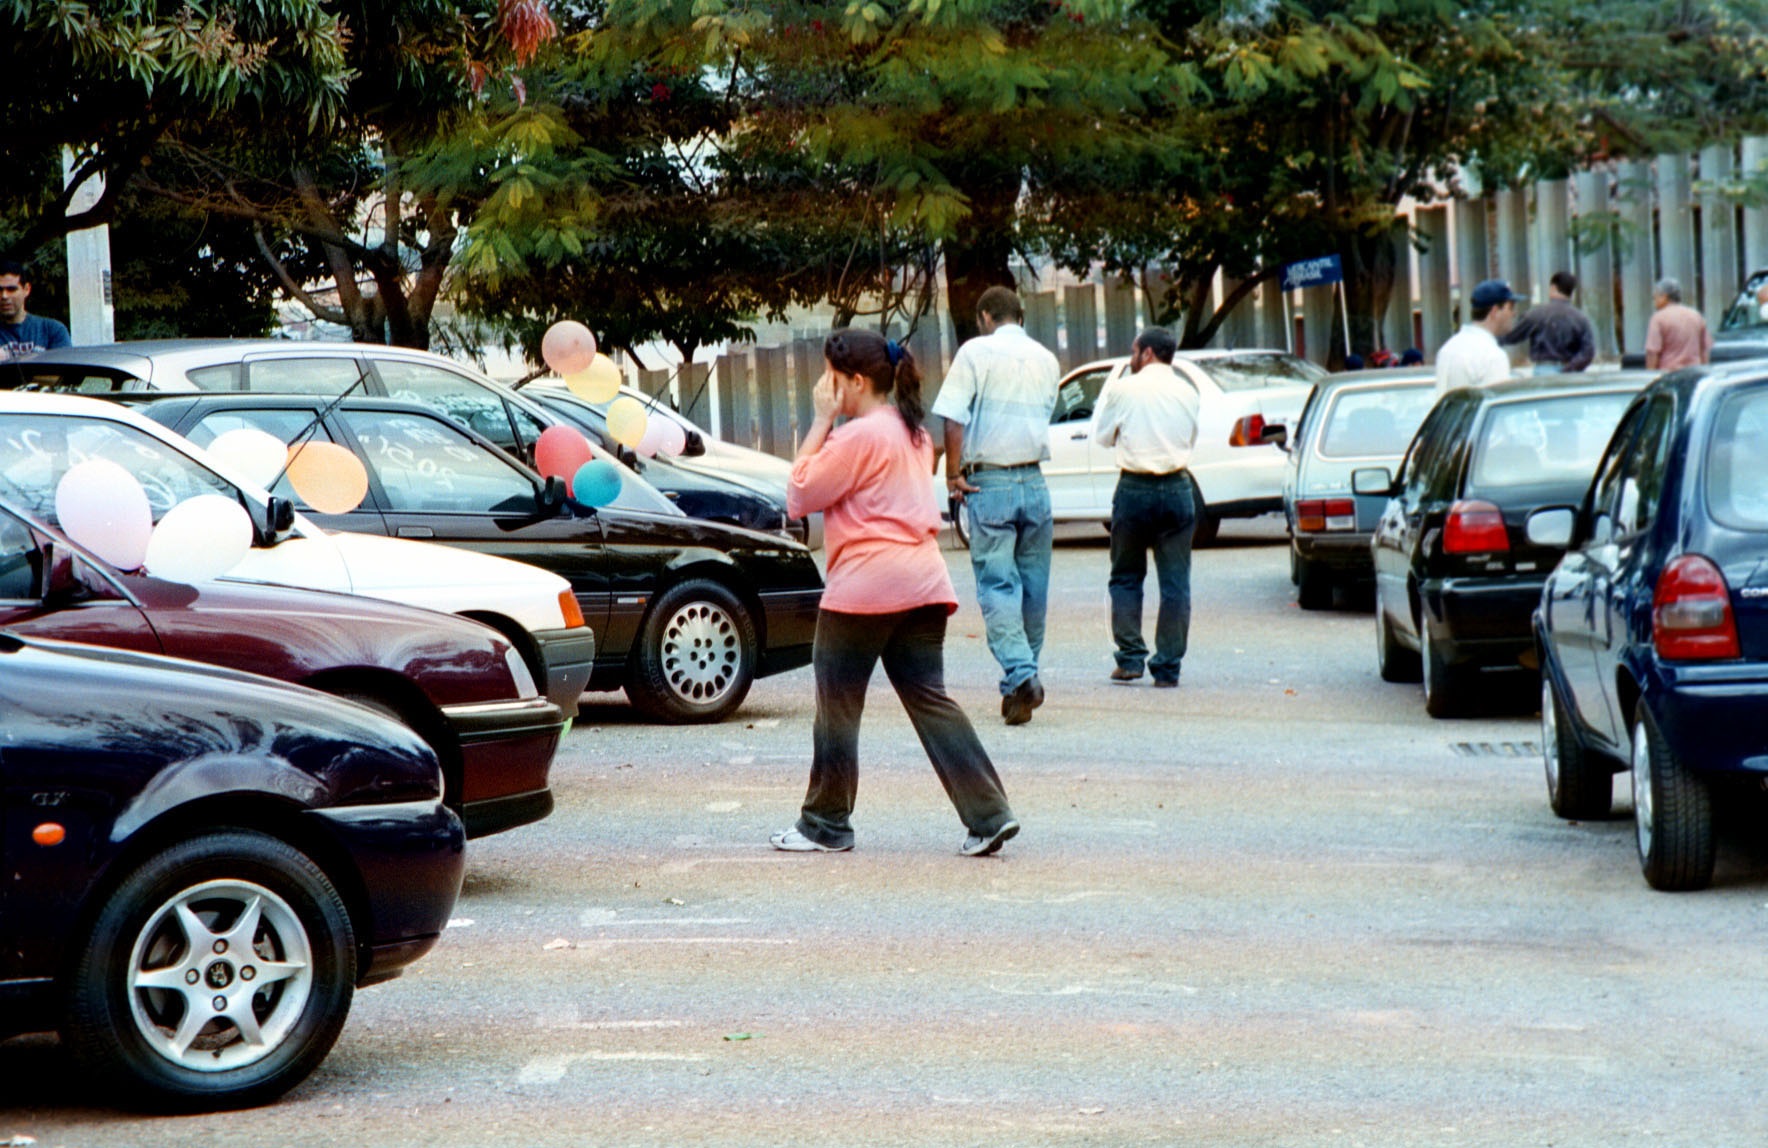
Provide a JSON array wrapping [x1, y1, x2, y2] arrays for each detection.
[[1466, 392, 1634, 493], [1317, 386, 1437, 458], [1192, 353, 1327, 393], [0, 412, 242, 526], [1707, 385, 1768, 531]]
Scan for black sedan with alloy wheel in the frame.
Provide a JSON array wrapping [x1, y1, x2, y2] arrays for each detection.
[[0, 633, 463, 1110], [1360, 374, 1650, 717], [132, 394, 823, 724]]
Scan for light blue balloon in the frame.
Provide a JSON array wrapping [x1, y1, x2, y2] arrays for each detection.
[[570, 459, 623, 508]]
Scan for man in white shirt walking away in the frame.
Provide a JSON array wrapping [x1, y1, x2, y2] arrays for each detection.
[[1088, 328, 1200, 688], [933, 286, 1062, 725], [1435, 279, 1521, 393]]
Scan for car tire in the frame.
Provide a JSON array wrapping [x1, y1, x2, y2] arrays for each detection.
[[1295, 557, 1333, 610], [1542, 672, 1611, 819], [1420, 623, 1468, 718], [627, 578, 756, 723], [65, 830, 355, 1111], [1631, 704, 1716, 892], [1189, 483, 1219, 548], [1375, 582, 1422, 683]]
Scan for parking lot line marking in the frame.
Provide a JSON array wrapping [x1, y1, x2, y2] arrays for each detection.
[[586, 937, 795, 945], [518, 1051, 709, 1084]]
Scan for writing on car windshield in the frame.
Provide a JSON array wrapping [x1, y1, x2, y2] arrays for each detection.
[[337, 410, 537, 514], [0, 414, 238, 524], [1466, 393, 1633, 492]]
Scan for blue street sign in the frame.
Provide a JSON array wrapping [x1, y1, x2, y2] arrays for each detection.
[[1281, 254, 1343, 291]]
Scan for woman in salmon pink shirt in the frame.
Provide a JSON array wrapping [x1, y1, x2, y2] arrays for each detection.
[[771, 328, 1020, 858]]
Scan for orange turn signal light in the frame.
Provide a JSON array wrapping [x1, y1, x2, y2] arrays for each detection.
[[32, 823, 66, 847]]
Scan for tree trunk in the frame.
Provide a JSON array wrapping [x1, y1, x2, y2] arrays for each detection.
[[941, 168, 1021, 346], [1339, 222, 1401, 367]]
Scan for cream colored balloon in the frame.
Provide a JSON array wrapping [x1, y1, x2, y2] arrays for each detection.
[[565, 354, 623, 404], [606, 396, 650, 447]]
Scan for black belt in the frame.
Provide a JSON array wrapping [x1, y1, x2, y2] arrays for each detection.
[[962, 461, 1039, 475]]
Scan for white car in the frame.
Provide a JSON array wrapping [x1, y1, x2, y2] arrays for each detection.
[[0, 392, 596, 715], [1044, 350, 1326, 543]]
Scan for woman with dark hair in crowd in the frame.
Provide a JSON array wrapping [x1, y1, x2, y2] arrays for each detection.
[[771, 327, 1020, 858]]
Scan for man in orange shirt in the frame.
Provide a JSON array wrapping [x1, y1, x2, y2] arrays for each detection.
[[1644, 278, 1712, 371]]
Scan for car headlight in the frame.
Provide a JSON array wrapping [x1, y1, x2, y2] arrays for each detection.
[[505, 646, 539, 698]]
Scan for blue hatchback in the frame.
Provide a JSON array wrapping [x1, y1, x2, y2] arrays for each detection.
[[1531, 365, 1768, 891]]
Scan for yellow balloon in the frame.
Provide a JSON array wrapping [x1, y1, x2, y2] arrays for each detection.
[[565, 354, 623, 404], [606, 396, 649, 448]]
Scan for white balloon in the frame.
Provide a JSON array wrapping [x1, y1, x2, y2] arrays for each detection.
[[206, 427, 290, 490], [143, 495, 254, 584], [55, 459, 153, 570]]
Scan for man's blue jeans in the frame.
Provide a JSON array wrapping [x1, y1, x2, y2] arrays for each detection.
[[964, 467, 1052, 695], [1108, 470, 1196, 683]]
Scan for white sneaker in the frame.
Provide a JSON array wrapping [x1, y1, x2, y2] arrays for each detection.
[[959, 819, 1020, 857], [770, 828, 852, 853]]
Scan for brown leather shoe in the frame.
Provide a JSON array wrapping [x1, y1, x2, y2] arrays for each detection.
[[1109, 667, 1142, 683], [1002, 677, 1041, 725]]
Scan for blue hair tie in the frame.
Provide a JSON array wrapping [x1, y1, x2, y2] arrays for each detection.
[[885, 339, 903, 367]]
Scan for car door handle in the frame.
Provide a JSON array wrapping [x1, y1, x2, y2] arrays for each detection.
[[1070, 432, 1088, 441], [396, 526, 435, 538]]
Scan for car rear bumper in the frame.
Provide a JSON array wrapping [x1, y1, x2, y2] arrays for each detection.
[[1293, 532, 1374, 574], [757, 588, 822, 677], [1645, 662, 1768, 776], [532, 625, 596, 718], [442, 696, 565, 836], [305, 800, 465, 986], [1424, 575, 1548, 666]]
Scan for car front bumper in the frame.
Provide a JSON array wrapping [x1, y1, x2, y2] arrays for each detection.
[[306, 799, 465, 986], [531, 624, 596, 719], [757, 587, 822, 678], [442, 696, 566, 838], [1645, 661, 1768, 777]]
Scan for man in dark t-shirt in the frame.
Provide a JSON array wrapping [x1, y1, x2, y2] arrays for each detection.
[[1500, 270, 1596, 374], [0, 260, 73, 361]]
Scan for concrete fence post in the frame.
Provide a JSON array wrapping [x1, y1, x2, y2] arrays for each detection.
[[1024, 291, 1060, 359], [754, 345, 791, 458], [1103, 277, 1139, 355], [1062, 284, 1099, 369], [1301, 284, 1335, 364], [1574, 169, 1619, 360], [1700, 144, 1740, 326], [1743, 136, 1768, 276], [1387, 222, 1416, 354], [680, 362, 713, 433], [790, 337, 819, 450], [1657, 152, 1697, 300], [1454, 198, 1491, 299], [1616, 159, 1657, 356], [1535, 179, 1572, 300], [1495, 187, 1533, 298], [1416, 205, 1454, 360], [1259, 279, 1290, 352]]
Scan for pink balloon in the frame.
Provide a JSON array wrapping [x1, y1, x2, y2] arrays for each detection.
[[637, 412, 688, 458], [55, 459, 153, 570], [541, 321, 597, 376], [533, 424, 593, 481]]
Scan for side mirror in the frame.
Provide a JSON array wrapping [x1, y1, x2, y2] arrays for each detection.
[[540, 474, 567, 510], [1229, 414, 1287, 449], [1524, 506, 1577, 549], [1351, 467, 1394, 497], [254, 496, 297, 545], [40, 541, 77, 601], [681, 429, 707, 458]]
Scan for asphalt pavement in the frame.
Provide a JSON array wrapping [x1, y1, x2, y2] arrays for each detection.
[[7, 517, 1768, 1146]]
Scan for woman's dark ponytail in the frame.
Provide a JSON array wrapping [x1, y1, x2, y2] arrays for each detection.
[[823, 328, 926, 441]]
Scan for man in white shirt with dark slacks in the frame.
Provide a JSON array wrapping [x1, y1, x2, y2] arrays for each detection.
[[1089, 327, 1200, 688]]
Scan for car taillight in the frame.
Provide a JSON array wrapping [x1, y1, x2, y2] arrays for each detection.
[[1443, 500, 1510, 555], [1229, 414, 1267, 447], [1653, 554, 1741, 661], [1295, 498, 1356, 533], [559, 589, 587, 629]]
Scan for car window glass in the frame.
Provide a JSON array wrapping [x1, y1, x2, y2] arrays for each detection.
[[1192, 353, 1328, 393], [3, 367, 133, 394], [1585, 406, 1640, 544], [1465, 392, 1634, 494], [0, 414, 239, 525], [1052, 368, 1113, 423], [1611, 396, 1676, 536], [0, 511, 38, 599], [336, 409, 538, 514], [1318, 386, 1436, 458], [1401, 398, 1465, 500], [244, 357, 368, 396], [507, 401, 552, 464], [185, 409, 335, 506], [186, 364, 239, 391], [374, 359, 520, 452], [1706, 384, 1768, 531]]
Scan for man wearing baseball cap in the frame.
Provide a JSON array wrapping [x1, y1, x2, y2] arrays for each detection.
[[1434, 278, 1521, 393]]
